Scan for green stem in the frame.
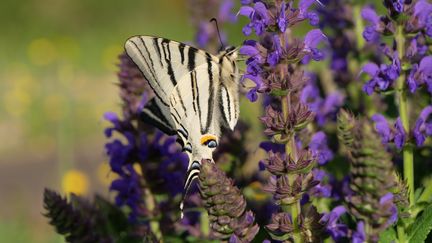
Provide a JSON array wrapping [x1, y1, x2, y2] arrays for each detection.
[[396, 25, 415, 206], [139, 160, 162, 241], [281, 94, 302, 243], [200, 209, 210, 238], [143, 186, 162, 241], [353, 4, 365, 50], [397, 224, 407, 243]]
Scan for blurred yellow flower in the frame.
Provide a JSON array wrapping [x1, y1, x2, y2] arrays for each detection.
[[97, 162, 118, 186], [3, 88, 31, 118], [27, 38, 57, 66], [133, 163, 143, 175], [61, 169, 89, 195], [2, 64, 37, 118]]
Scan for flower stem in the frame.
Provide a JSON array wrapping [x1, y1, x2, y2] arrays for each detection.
[[396, 25, 415, 206], [139, 162, 162, 241], [143, 186, 163, 241], [397, 224, 407, 243], [282, 94, 302, 243], [200, 210, 210, 237], [353, 4, 365, 50]]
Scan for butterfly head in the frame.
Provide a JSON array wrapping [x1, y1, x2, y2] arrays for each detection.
[[218, 46, 238, 60]]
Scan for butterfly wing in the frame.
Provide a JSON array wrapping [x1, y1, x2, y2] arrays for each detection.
[[125, 36, 240, 217], [125, 36, 219, 133]]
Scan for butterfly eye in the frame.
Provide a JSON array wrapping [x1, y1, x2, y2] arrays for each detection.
[[207, 140, 218, 148], [183, 143, 192, 153]]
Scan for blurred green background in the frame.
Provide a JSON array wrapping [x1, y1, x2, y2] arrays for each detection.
[[0, 0, 243, 241]]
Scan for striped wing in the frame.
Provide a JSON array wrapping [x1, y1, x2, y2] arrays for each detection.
[[125, 35, 239, 133], [169, 59, 219, 135], [169, 62, 239, 136], [125, 36, 210, 106]]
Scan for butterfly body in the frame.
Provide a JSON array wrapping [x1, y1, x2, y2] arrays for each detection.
[[124, 36, 239, 216]]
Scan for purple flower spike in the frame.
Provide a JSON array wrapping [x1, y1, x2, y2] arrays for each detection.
[[304, 29, 327, 61], [362, 6, 380, 42], [352, 221, 366, 243], [320, 206, 348, 241], [371, 114, 392, 144], [414, 106, 432, 146], [309, 132, 333, 165]]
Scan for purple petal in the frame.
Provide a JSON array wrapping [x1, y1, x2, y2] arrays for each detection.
[[414, 0, 432, 25], [394, 118, 406, 149], [361, 63, 380, 77], [246, 88, 258, 102], [239, 45, 259, 56], [238, 6, 254, 17], [393, 0, 404, 13], [278, 2, 287, 32], [254, 2, 270, 23], [304, 29, 327, 49], [407, 65, 419, 93], [259, 141, 285, 153], [419, 56, 432, 75], [363, 25, 379, 42], [363, 80, 376, 95], [242, 23, 253, 36], [413, 106, 432, 146], [361, 6, 380, 25], [307, 11, 320, 26], [379, 192, 393, 204], [371, 114, 392, 144], [299, 0, 316, 14], [104, 112, 119, 123], [352, 221, 366, 243], [309, 132, 333, 165], [219, 0, 236, 22]]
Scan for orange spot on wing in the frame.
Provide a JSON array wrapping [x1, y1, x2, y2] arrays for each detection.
[[200, 134, 217, 145]]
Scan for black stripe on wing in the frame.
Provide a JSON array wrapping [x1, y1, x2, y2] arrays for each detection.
[[219, 84, 232, 127], [203, 53, 215, 134], [160, 38, 177, 86], [140, 98, 176, 136]]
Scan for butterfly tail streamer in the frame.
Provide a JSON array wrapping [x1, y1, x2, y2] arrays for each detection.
[[180, 159, 202, 218]]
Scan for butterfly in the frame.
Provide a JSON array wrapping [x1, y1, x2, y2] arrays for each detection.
[[124, 36, 239, 217]]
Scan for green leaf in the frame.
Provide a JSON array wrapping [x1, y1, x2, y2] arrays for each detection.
[[407, 204, 432, 243], [267, 231, 291, 241], [94, 195, 129, 236], [378, 227, 396, 243]]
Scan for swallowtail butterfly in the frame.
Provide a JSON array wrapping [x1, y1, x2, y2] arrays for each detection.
[[124, 36, 239, 217]]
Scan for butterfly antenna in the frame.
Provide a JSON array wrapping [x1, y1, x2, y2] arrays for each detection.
[[210, 18, 225, 50]]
